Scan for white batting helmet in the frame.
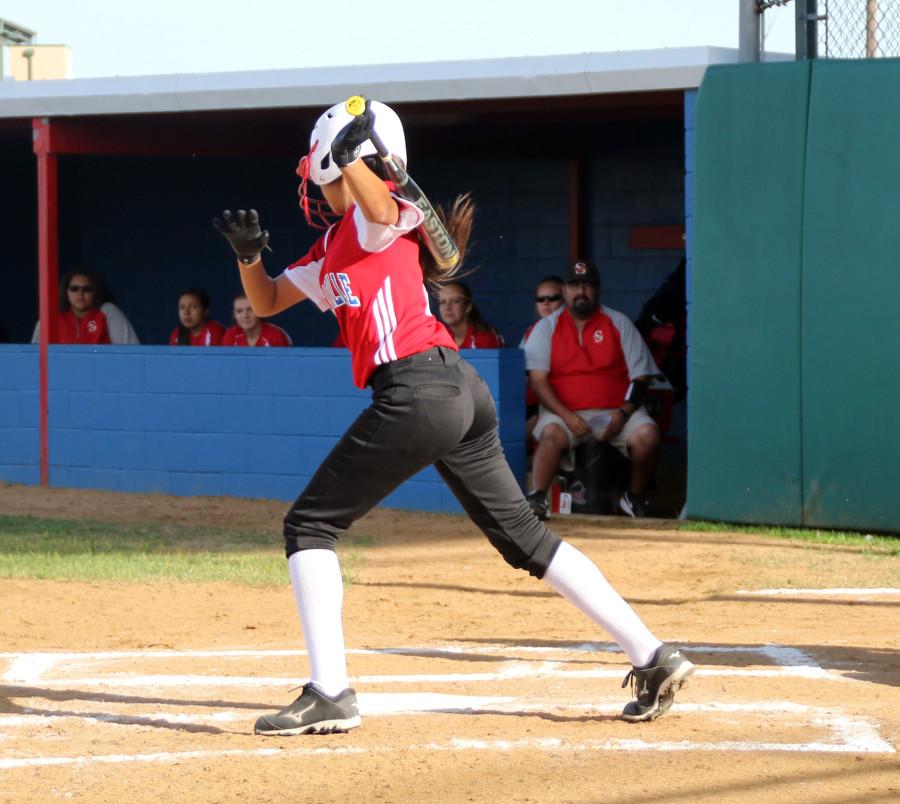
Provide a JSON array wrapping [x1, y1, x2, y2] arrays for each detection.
[[306, 99, 407, 186]]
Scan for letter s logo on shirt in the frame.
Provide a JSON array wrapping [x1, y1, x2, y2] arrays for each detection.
[[592, 330, 604, 343]]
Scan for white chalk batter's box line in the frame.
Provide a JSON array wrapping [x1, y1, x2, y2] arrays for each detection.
[[0, 643, 857, 687], [737, 588, 900, 597], [1, 645, 894, 762], [0, 701, 893, 768]]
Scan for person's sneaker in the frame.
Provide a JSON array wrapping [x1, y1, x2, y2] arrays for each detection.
[[621, 645, 695, 722], [254, 684, 361, 736], [526, 489, 549, 521], [619, 489, 650, 518]]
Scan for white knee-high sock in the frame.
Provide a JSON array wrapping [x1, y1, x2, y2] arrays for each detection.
[[288, 549, 349, 697], [542, 540, 661, 668]]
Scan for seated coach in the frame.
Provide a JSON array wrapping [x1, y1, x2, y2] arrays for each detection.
[[524, 259, 662, 519]]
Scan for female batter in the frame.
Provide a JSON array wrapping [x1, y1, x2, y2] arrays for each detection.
[[214, 98, 693, 736]]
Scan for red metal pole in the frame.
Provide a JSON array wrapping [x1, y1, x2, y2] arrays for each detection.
[[34, 118, 59, 487]]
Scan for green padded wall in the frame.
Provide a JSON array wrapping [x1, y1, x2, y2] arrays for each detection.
[[801, 60, 900, 532], [688, 63, 811, 525]]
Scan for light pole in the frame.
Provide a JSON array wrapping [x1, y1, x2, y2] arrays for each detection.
[[22, 47, 34, 80]]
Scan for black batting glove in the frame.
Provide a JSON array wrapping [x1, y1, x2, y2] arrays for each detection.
[[331, 98, 376, 169], [212, 209, 270, 263]]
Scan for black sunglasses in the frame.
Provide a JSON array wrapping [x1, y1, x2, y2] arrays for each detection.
[[68, 284, 94, 293], [535, 294, 562, 303]]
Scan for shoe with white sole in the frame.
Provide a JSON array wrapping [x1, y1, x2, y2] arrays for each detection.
[[621, 644, 695, 722], [254, 684, 361, 736]]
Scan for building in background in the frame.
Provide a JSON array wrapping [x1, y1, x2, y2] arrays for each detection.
[[0, 17, 71, 80], [6, 45, 72, 81]]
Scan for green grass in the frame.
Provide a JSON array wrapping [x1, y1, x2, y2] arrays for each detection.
[[0, 514, 370, 585], [681, 519, 899, 556]]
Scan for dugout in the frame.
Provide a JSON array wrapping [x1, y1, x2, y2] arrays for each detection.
[[0, 48, 725, 513]]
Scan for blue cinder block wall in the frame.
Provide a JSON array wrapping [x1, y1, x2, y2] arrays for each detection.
[[0, 345, 524, 513], [0, 347, 39, 485]]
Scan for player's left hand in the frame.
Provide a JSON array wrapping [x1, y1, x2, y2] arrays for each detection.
[[332, 98, 375, 169], [213, 209, 270, 263]]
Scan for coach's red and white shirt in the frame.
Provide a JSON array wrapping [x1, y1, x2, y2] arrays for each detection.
[[283, 195, 457, 388], [222, 322, 292, 347], [524, 305, 659, 411]]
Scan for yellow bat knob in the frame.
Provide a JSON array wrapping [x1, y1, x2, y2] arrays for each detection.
[[345, 95, 366, 116]]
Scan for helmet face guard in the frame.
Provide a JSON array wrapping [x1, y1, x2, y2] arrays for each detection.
[[296, 148, 340, 230]]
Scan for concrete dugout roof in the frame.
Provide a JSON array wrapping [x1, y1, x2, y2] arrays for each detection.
[[0, 46, 742, 119]]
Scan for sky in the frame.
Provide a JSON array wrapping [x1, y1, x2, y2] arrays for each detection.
[[1, 0, 796, 79]]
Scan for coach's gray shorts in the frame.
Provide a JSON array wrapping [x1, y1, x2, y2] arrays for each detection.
[[533, 406, 657, 471]]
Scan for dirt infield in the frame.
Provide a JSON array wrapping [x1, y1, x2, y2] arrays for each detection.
[[1, 484, 898, 803]]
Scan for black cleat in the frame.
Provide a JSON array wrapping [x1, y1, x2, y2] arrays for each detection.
[[621, 644, 695, 722], [526, 489, 549, 521], [619, 489, 651, 518], [254, 684, 361, 736]]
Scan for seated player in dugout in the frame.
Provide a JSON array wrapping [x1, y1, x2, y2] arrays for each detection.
[[169, 287, 226, 346], [222, 293, 292, 347], [437, 281, 505, 348], [524, 260, 663, 519], [214, 96, 693, 737], [32, 268, 140, 345]]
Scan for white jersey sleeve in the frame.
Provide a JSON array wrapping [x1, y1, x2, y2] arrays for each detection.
[[284, 258, 329, 312], [524, 308, 562, 372], [353, 195, 424, 253], [101, 302, 141, 344], [604, 305, 660, 379]]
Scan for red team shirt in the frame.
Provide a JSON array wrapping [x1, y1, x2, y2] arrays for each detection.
[[524, 305, 659, 411], [58, 309, 111, 344], [548, 308, 631, 409], [283, 196, 457, 388], [168, 321, 226, 346], [449, 323, 505, 349], [222, 322, 292, 347]]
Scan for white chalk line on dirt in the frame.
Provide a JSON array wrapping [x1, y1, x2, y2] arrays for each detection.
[[0, 643, 825, 686], [1, 665, 846, 689], [737, 588, 900, 597], [0, 698, 877, 728], [0, 701, 892, 770]]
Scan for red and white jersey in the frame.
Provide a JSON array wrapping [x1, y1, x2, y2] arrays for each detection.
[[524, 305, 659, 411], [283, 195, 457, 388], [222, 322, 292, 347], [58, 308, 111, 345], [169, 320, 226, 346], [449, 323, 505, 349]]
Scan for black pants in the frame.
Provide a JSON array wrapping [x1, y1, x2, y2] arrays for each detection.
[[284, 346, 560, 578]]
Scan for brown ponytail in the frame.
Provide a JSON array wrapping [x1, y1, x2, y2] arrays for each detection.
[[419, 193, 476, 289]]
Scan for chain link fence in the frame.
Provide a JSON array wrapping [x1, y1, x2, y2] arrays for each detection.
[[818, 0, 900, 57], [757, 0, 900, 58]]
